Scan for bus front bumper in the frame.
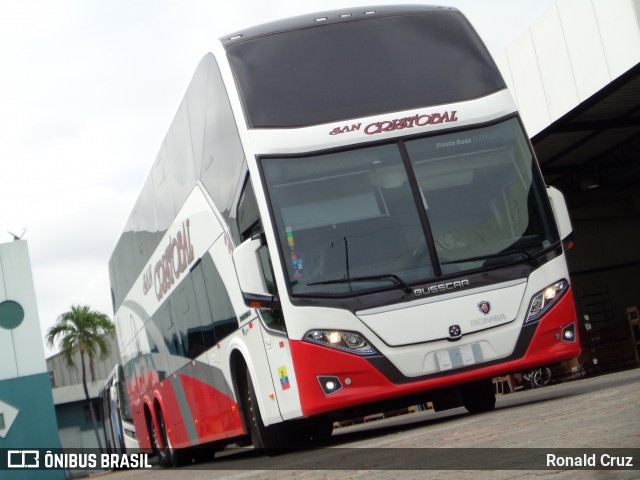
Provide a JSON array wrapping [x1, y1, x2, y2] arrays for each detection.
[[289, 288, 580, 417]]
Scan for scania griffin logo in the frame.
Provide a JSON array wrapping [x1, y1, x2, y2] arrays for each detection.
[[477, 301, 491, 315]]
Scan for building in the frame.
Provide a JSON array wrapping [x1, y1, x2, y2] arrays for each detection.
[[47, 334, 120, 451], [0, 240, 64, 479], [495, 0, 640, 375]]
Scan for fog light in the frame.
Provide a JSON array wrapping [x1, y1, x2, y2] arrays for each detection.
[[317, 376, 342, 396], [562, 323, 576, 343]]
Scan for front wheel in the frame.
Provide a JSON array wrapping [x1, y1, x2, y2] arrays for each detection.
[[461, 378, 496, 414], [240, 367, 292, 455], [297, 414, 333, 444]]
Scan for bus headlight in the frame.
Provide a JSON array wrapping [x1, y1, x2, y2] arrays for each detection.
[[525, 280, 569, 324], [304, 330, 377, 356]]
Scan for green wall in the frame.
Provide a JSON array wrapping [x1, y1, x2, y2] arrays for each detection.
[[0, 372, 64, 479]]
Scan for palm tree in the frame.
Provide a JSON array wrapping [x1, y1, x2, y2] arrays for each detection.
[[46, 304, 115, 452]]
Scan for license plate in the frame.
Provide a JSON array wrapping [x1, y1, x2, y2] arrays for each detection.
[[435, 343, 483, 371]]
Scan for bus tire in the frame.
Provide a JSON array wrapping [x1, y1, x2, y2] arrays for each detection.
[[241, 367, 291, 455], [152, 405, 184, 467], [150, 408, 170, 467], [461, 378, 496, 414]]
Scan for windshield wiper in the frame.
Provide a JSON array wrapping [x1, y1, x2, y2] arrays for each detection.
[[441, 248, 540, 267], [307, 273, 413, 294]]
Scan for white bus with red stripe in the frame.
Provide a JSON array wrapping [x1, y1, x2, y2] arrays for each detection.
[[109, 5, 580, 465]]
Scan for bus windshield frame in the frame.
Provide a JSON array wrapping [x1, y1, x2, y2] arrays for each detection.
[[260, 117, 559, 299]]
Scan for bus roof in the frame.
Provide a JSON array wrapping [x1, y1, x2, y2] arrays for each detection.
[[220, 5, 459, 45], [222, 5, 504, 128]]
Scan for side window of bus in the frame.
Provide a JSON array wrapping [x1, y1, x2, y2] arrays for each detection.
[[157, 302, 184, 358], [172, 277, 209, 360], [237, 178, 278, 296], [237, 178, 262, 242], [237, 178, 286, 334], [170, 262, 237, 358], [201, 254, 238, 342]]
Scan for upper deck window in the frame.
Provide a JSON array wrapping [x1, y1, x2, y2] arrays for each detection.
[[226, 12, 505, 128]]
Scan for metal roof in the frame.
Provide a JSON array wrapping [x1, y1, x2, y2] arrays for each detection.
[[533, 62, 640, 193]]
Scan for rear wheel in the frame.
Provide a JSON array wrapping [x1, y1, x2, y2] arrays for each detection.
[[150, 408, 170, 467], [152, 406, 185, 467], [461, 378, 496, 414]]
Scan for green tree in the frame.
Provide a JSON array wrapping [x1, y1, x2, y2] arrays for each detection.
[[46, 304, 115, 451]]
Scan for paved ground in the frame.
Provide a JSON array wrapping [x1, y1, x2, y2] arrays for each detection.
[[93, 368, 640, 480]]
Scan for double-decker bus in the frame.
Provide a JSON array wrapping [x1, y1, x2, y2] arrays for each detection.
[[99, 364, 137, 453], [109, 5, 580, 465]]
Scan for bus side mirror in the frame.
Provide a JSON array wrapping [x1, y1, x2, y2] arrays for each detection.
[[232, 235, 280, 309], [547, 186, 573, 249]]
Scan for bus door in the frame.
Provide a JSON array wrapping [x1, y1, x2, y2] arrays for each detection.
[[234, 178, 300, 421]]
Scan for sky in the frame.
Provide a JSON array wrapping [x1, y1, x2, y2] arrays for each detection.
[[0, 0, 556, 356]]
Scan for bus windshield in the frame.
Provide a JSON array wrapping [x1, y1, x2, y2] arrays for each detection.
[[226, 11, 504, 128], [261, 118, 558, 297]]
